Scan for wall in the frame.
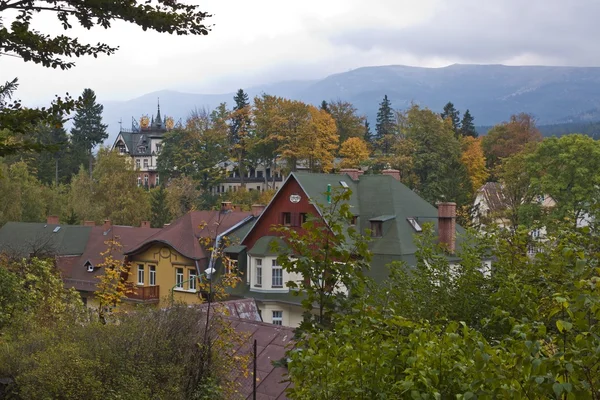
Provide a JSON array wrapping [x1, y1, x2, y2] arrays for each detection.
[[243, 175, 319, 251], [257, 301, 305, 327], [127, 244, 204, 307], [246, 255, 303, 293]]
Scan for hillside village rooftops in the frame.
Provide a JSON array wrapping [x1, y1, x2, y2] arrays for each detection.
[[0, 222, 92, 258]]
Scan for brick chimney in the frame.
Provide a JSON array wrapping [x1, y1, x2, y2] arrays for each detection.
[[84, 221, 95, 227], [382, 169, 401, 181], [251, 204, 265, 217], [437, 202, 456, 254], [141, 221, 151, 228], [102, 219, 111, 232], [47, 215, 59, 225], [340, 168, 361, 181], [221, 201, 232, 212]]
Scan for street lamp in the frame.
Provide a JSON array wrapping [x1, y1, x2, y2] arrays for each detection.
[[170, 267, 216, 306]]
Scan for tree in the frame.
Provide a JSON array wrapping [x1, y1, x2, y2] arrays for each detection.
[[339, 137, 370, 169], [0, 161, 46, 225], [319, 100, 330, 113], [482, 113, 542, 173], [327, 100, 365, 144], [95, 239, 132, 323], [441, 101, 460, 136], [374, 95, 395, 154], [70, 89, 108, 177], [305, 106, 339, 173], [229, 89, 252, 188], [273, 188, 371, 331], [30, 123, 69, 185], [165, 176, 202, 219], [460, 136, 488, 193], [150, 186, 171, 228], [526, 134, 600, 227], [460, 109, 477, 137], [250, 94, 283, 189], [158, 108, 228, 191], [363, 118, 373, 146]]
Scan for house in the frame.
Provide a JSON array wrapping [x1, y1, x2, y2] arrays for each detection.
[[111, 103, 175, 188], [212, 160, 286, 194], [224, 168, 465, 327]]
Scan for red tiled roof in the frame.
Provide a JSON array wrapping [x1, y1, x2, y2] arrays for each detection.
[[125, 211, 253, 260], [59, 225, 160, 292], [222, 316, 294, 400]]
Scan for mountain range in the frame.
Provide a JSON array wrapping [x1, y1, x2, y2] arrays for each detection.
[[101, 64, 600, 145]]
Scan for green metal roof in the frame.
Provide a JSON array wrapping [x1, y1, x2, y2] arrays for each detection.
[[223, 244, 246, 254], [247, 236, 287, 257], [369, 215, 396, 222], [0, 222, 92, 257]]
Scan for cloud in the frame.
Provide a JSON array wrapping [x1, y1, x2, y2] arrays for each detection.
[[327, 0, 600, 66]]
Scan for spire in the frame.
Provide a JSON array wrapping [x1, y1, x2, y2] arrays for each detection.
[[155, 98, 162, 126]]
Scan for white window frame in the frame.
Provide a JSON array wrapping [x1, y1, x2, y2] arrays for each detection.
[[143, 159, 149, 168], [137, 264, 144, 285], [255, 258, 262, 286], [149, 265, 156, 286], [144, 174, 149, 186], [272, 310, 283, 325], [155, 174, 160, 186], [189, 269, 197, 291], [136, 159, 141, 169], [176, 268, 184, 289], [272, 259, 283, 287]]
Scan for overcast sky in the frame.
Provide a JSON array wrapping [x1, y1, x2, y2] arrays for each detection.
[[2, 0, 598, 105]]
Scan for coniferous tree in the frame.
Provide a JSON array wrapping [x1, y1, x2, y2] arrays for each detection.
[[375, 95, 395, 154], [441, 102, 461, 136], [70, 88, 108, 177], [229, 89, 251, 188], [150, 186, 171, 228], [460, 109, 477, 138], [364, 119, 372, 145], [32, 123, 69, 185], [320, 100, 330, 113]]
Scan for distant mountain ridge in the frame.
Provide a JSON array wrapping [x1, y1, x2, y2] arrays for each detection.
[[101, 64, 600, 144]]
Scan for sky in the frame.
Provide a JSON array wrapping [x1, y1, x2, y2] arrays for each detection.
[[2, 0, 599, 105]]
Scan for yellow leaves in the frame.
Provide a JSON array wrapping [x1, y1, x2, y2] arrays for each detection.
[[95, 239, 131, 319], [165, 116, 174, 130], [461, 136, 489, 192], [339, 137, 370, 168]]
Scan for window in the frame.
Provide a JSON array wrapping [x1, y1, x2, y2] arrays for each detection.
[[300, 213, 308, 224], [144, 174, 149, 186], [85, 261, 94, 272], [119, 145, 126, 154], [225, 258, 237, 275], [149, 265, 156, 286], [136, 159, 141, 169], [137, 177, 142, 187], [137, 264, 145, 285], [272, 310, 283, 325], [255, 259, 262, 286], [531, 228, 541, 239], [340, 180, 349, 189], [257, 185, 261, 191], [155, 174, 160, 186], [351, 216, 358, 225], [272, 259, 283, 287], [371, 221, 383, 237], [143, 159, 148, 168], [176, 268, 184, 289], [189, 269, 197, 291], [156, 144, 162, 153], [257, 170, 263, 178], [407, 217, 423, 232], [282, 212, 292, 226]]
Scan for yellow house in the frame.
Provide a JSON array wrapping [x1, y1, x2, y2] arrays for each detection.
[[123, 208, 256, 307]]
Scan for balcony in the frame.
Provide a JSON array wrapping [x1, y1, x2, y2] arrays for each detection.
[[126, 284, 160, 303]]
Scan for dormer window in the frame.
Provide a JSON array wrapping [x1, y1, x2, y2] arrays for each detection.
[[351, 216, 358, 225], [370, 221, 382, 237], [85, 261, 94, 272]]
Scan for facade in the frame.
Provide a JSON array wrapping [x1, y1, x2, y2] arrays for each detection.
[[225, 168, 465, 327], [211, 161, 286, 194], [111, 103, 173, 188]]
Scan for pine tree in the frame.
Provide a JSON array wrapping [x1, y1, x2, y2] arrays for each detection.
[[150, 186, 171, 228], [460, 109, 477, 138], [364, 119, 372, 145], [32, 123, 69, 185], [320, 100, 330, 113], [441, 102, 461, 136], [375, 95, 395, 154], [229, 89, 251, 188], [70, 88, 108, 177]]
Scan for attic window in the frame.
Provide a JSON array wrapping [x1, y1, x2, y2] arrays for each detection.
[[85, 261, 94, 272], [340, 180, 349, 190], [52, 226, 61, 233], [370, 221, 382, 237], [407, 217, 423, 232], [351, 216, 358, 225]]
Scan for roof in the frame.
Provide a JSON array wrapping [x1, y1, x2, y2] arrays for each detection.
[[125, 211, 254, 260], [476, 182, 508, 213], [248, 236, 287, 257], [61, 225, 160, 291], [198, 298, 262, 322], [222, 316, 294, 399], [0, 222, 91, 258]]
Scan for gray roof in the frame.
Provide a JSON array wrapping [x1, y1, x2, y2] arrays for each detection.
[[0, 222, 92, 258]]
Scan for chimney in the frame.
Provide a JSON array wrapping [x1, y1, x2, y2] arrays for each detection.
[[47, 215, 59, 225], [102, 219, 111, 232], [382, 169, 401, 181], [221, 201, 232, 212], [437, 202, 456, 254], [339, 168, 361, 181], [251, 204, 265, 217], [141, 221, 151, 228], [84, 221, 96, 227]]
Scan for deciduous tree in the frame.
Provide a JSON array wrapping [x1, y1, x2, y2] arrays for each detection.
[[339, 137, 370, 168], [327, 100, 365, 144], [460, 136, 488, 193]]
